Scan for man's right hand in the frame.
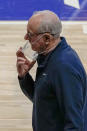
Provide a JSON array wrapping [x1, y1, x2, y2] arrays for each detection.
[[16, 48, 36, 78]]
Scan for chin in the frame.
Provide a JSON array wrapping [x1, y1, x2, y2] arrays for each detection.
[[31, 44, 40, 53], [31, 46, 37, 51]]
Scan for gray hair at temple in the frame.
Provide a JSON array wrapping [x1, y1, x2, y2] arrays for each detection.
[[32, 10, 62, 38]]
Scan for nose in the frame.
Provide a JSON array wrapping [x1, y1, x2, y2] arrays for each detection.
[[24, 34, 29, 40]]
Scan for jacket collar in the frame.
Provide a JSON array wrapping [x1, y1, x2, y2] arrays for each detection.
[[37, 37, 68, 68]]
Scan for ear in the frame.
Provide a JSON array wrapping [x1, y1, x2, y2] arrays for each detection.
[[43, 34, 51, 43]]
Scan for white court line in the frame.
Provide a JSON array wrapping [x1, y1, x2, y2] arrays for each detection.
[[0, 21, 87, 25], [0, 21, 28, 25], [82, 25, 87, 34], [64, 0, 80, 9], [0, 118, 32, 121], [62, 21, 87, 25], [0, 101, 31, 103]]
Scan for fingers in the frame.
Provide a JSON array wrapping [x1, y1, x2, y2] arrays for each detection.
[[16, 47, 36, 77], [17, 57, 25, 65], [17, 57, 26, 61], [19, 47, 22, 50], [16, 47, 24, 56], [17, 61, 25, 66], [16, 47, 30, 77], [17, 56, 32, 66], [16, 56, 30, 76]]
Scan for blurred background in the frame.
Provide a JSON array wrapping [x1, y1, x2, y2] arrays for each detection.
[[0, 0, 87, 131]]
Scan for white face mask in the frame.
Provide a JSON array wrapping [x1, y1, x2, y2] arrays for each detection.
[[22, 33, 58, 61], [22, 41, 38, 61], [21, 33, 45, 61]]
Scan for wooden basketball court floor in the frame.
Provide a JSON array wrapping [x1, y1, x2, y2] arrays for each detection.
[[0, 21, 87, 131]]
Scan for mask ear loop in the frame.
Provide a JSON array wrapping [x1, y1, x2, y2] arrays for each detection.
[[22, 33, 59, 60], [31, 34, 45, 45]]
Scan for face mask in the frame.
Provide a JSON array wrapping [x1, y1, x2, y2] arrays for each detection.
[[23, 34, 48, 60], [22, 34, 57, 61], [22, 41, 38, 61]]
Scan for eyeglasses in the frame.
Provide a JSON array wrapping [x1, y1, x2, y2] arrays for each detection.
[[26, 31, 58, 41]]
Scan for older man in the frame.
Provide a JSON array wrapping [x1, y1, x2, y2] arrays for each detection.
[[16, 10, 87, 131]]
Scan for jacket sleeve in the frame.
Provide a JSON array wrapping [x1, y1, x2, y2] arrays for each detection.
[[52, 63, 84, 131], [18, 73, 35, 102]]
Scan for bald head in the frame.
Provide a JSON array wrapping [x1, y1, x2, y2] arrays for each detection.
[[32, 10, 59, 21], [28, 10, 62, 38]]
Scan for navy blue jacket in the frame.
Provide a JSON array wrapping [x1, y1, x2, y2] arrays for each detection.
[[18, 37, 87, 131]]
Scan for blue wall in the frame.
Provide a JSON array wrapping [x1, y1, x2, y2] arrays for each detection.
[[0, 0, 87, 20]]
